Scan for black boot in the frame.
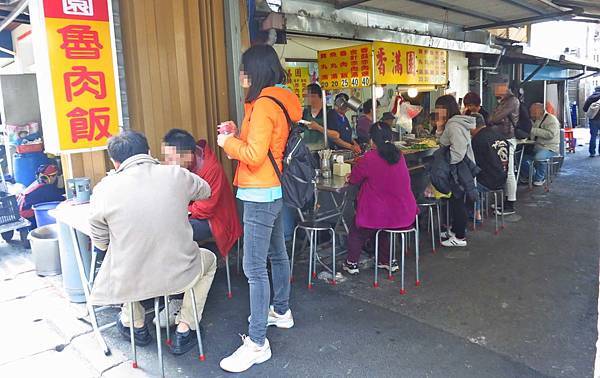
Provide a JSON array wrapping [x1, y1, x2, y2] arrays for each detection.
[[116, 316, 152, 346], [169, 326, 204, 355]]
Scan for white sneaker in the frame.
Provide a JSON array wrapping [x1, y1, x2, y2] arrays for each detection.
[[440, 229, 455, 239], [247, 306, 295, 329], [219, 335, 272, 373], [152, 299, 182, 328], [533, 180, 545, 187], [441, 236, 467, 247]]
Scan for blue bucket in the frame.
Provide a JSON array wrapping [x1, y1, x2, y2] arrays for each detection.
[[32, 201, 62, 227]]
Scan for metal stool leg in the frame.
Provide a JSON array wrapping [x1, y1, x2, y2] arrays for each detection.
[[429, 206, 436, 252], [500, 190, 505, 229], [472, 198, 477, 231], [374, 230, 381, 288], [89, 248, 98, 286], [307, 230, 314, 290], [415, 215, 420, 287], [189, 288, 205, 361], [493, 192, 500, 235], [290, 226, 299, 283], [236, 239, 241, 275], [154, 298, 164, 377], [225, 255, 232, 299], [400, 233, 406, 295], [435, 203, 442, 247], [528, 161, 534, 190], [387, 233, 394, 281], [164, 296, 171, 346], [129, 303, 137, 368], [330, 229, 336, 285], [545, 162, 551, 192]]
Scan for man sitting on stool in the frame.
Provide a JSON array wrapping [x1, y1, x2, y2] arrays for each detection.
[[162, 129, 242, 247], [17, 164, 64, 229], [89, 131, 217, 355], [520, 103, 560, 186], [159, 129, 242, 326]]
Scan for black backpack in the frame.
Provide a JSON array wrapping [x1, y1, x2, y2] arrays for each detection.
[[511, 101, 533, 139], [260, 96, 316, 210]]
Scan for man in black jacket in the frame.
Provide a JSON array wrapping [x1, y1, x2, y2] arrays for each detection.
[[583, 86, 600, 157], [471, 114, 509, 221]]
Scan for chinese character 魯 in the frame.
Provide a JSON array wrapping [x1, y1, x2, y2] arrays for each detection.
[[58, 25, 103, 59]]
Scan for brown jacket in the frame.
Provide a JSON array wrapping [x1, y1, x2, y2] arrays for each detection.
[[88, 154, 212, 305], [489, 91, 519, 139]]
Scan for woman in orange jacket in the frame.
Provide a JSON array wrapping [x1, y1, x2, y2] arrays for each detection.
[[217, 44, 302, 373]]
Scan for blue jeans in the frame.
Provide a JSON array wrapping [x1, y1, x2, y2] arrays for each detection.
[[242, 199, 290, 346], [282, 204, 298, 242], [521, 148, 557, 182], [189, 218, 212, 242], [590, 120, 600, 155]]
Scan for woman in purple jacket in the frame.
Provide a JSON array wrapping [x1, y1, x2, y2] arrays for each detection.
[[343, 123, 418, 275]]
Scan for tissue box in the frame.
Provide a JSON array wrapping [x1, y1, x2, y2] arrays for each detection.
[[333, 162, 351, 176]]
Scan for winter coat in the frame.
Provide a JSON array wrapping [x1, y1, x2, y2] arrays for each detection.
[[438, 115, 476, 164], [88, 154, 212, 305], [189, 140, 242, 256], [489, 91, 519, 139], [224, 86, 302, 189], [18, 181, 65, 219], [472, 127, 509, 191], [583, 86, 600, 121], [348, 150, 417, 230], [429, 146, 480, 201], [530, 112, 560, 153]]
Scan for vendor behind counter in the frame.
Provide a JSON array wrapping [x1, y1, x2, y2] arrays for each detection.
[[302, 83, 340, 151]]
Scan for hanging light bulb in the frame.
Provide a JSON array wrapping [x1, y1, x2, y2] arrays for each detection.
[[375, 86, 385, 99], [407, 87, 419, 98]]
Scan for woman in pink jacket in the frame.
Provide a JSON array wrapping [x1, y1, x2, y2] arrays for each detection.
[[343, 123, 418, 275]]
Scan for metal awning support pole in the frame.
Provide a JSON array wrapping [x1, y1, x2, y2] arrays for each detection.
[[322, 88, 328, 147], [543, 80, 547, 105], [523, 59, 549, 83], [0, 0, 28, 34], [371, 47, 377, 123]]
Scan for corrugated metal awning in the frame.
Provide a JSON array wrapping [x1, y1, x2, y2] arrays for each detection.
[[334, 0, 600, 31]]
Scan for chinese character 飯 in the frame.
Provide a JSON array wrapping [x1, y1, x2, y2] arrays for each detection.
[[67, 107, 112, 143]]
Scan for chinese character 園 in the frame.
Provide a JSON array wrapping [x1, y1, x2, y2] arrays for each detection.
[[62, 0, 95, 17]]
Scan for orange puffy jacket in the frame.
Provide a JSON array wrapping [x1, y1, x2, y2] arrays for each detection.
[[224, 87, 302, 189]]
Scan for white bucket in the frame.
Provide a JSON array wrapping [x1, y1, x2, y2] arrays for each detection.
[[29, 224, 61, 276]]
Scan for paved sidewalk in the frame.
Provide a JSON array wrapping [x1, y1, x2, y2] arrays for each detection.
[[0, 149, 597, 377]]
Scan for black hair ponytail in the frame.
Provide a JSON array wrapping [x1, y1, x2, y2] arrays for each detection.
[[369, 122, 400, 164]]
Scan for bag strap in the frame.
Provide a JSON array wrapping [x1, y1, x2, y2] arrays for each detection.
[[256, 95, 293, 180]]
